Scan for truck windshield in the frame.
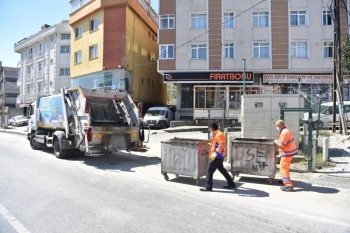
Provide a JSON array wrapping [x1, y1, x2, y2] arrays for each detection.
[[146, 110, 165, 116]]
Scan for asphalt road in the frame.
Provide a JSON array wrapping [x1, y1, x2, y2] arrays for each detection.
[[0, 132, 350, 233]]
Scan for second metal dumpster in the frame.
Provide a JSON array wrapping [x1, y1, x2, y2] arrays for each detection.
[[231, 138, 277, 184], [161, 137, 209, 185]]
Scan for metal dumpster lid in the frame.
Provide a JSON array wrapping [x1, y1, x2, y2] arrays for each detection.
[[161, 137, 209, 144], [232, 138, 274, 142]]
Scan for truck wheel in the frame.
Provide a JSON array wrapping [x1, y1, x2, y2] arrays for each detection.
[[53, 138, 68, 159], [160, 121, 167, 129], [313, 120, 324, 130], [30, 133, 44, 150]]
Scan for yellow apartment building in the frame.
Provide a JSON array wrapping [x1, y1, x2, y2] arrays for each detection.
[[69, 0, 167, 107]]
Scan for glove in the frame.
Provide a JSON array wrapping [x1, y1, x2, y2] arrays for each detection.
[[273, 140, 278, 144], [210, 152, 217, 161]]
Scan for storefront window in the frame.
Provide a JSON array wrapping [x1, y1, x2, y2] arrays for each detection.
[[181, 84, 194, 108]]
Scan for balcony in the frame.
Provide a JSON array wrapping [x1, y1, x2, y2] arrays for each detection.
[[37, 71, 44, 81], [24, 93, 33, 102], [26, 54, 32, 61], [137, 0, 159, 25], [25, 74, 33, 84], [37, 50, 44, 59]]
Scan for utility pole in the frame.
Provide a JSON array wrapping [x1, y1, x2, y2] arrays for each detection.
[[332, 0, 345, 133]]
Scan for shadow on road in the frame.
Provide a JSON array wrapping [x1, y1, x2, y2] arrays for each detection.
[[166, 176, 269, 198], [40, 148, 160, 172], [292, 180, 339, 193], [329, 148, 350, 157]]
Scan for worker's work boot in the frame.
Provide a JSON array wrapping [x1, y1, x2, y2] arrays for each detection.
[[280, 186, 293, 192], [199, 187, 212, 192], [223, 183, 236, 189]]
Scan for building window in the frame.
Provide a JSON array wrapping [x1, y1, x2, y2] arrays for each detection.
[[38, 43, 44, 55], [61, 46, 70, 53], [75, 51, 82, 64], [27, 66, 32, 75], [61, 34, 71, 40], [27, 85, 32, 94], [224, 43, 234, 58], [324, 41, 333, 58], [89, 44, 98, 59], [75, 26, 82, 38], [291, 41, 308, 58], [191, 13, 207, 29], [323, 10, 333, 25], [191, 44, 207, 59], [37, 83, 44, 95], [160, 45, 174, 59], [224, 13, 234, 28], [253, 42, 269, 58], [290, 11, 307, 25], [160, 15, 175, 29], [38, 62, 44, 78], [60, 68, 70, 76], [28, 48, 33, 59], [252, 12, 268, 27], [90, 17, 98, 31]]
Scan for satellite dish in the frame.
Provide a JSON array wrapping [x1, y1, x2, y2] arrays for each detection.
[[111, 84, 117, 90]]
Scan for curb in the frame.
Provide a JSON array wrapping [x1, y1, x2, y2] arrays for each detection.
[[0, 129, 27, 136]]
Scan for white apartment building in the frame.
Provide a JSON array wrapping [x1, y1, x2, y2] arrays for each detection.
[[158, 0, 349, 120], [14, 20, 71, 111]]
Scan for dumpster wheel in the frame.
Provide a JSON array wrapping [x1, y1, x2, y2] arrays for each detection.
[[195, 179, 200, 186], [162, 173, 169, 181], [268, 177, 274, 185]]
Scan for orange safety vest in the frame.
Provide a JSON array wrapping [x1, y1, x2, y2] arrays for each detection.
[[276, 127, 298, 157], [209, 130, 226, 158]]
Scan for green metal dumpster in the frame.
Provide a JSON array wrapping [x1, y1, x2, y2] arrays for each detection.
[[161, 137, 209, 185], [231, 138, 277, 184]]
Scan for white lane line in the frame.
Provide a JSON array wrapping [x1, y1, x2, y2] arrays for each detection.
[[0, 203, 30, 233]]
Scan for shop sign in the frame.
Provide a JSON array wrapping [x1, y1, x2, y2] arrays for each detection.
[[262, 74, 345, 84], [163, 72, 254, 83]]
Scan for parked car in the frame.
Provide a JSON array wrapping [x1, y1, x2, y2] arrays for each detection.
[[301, 101, 350, 129], [8, 115, 29, 127]]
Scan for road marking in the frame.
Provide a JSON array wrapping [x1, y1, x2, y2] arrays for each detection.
[[0, 203, 30, 233]]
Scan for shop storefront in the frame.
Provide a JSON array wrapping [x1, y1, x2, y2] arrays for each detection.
[[263, 74, 350, 108]]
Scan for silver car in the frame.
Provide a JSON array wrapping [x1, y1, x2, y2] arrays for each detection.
[[8, 115, 29, 127]]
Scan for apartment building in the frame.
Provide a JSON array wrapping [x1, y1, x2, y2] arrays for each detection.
[[0, 62, 21, 118], [158, 0, 349, 120], [69, 0, 167, 108], [14, 21, 71, 112]]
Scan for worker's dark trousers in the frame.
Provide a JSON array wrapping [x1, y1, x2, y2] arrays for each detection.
[[205, 158, 234, 188]]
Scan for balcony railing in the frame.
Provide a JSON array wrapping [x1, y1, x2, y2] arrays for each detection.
[[37, 71, 44, 79], [37, 50, 44, 59], [137, 0, 159, 25], [24, 93, 33, 102], [27, 54, 32, 60], [25, 74, 32, 83]]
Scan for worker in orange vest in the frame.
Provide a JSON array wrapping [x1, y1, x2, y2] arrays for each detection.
[[200, 122, 236, 191], [274, 120, 298, 192]]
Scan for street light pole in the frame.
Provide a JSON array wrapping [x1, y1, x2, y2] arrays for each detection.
[[243, 59, 246, 95]]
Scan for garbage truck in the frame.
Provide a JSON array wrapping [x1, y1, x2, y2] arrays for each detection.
[[27, 87, 146, 158]]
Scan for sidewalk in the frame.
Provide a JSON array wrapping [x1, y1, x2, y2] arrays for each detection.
[[2, 125, 350, 189]]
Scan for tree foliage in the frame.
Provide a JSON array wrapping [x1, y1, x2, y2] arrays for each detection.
[[341, 37, 350, 75]]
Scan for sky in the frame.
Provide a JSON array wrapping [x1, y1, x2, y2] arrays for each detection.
[[0, 0, 159, 68]]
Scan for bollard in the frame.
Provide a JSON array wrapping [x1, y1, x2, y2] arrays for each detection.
[[312, 137, 316, 172], [323, 137, 329, 162]]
